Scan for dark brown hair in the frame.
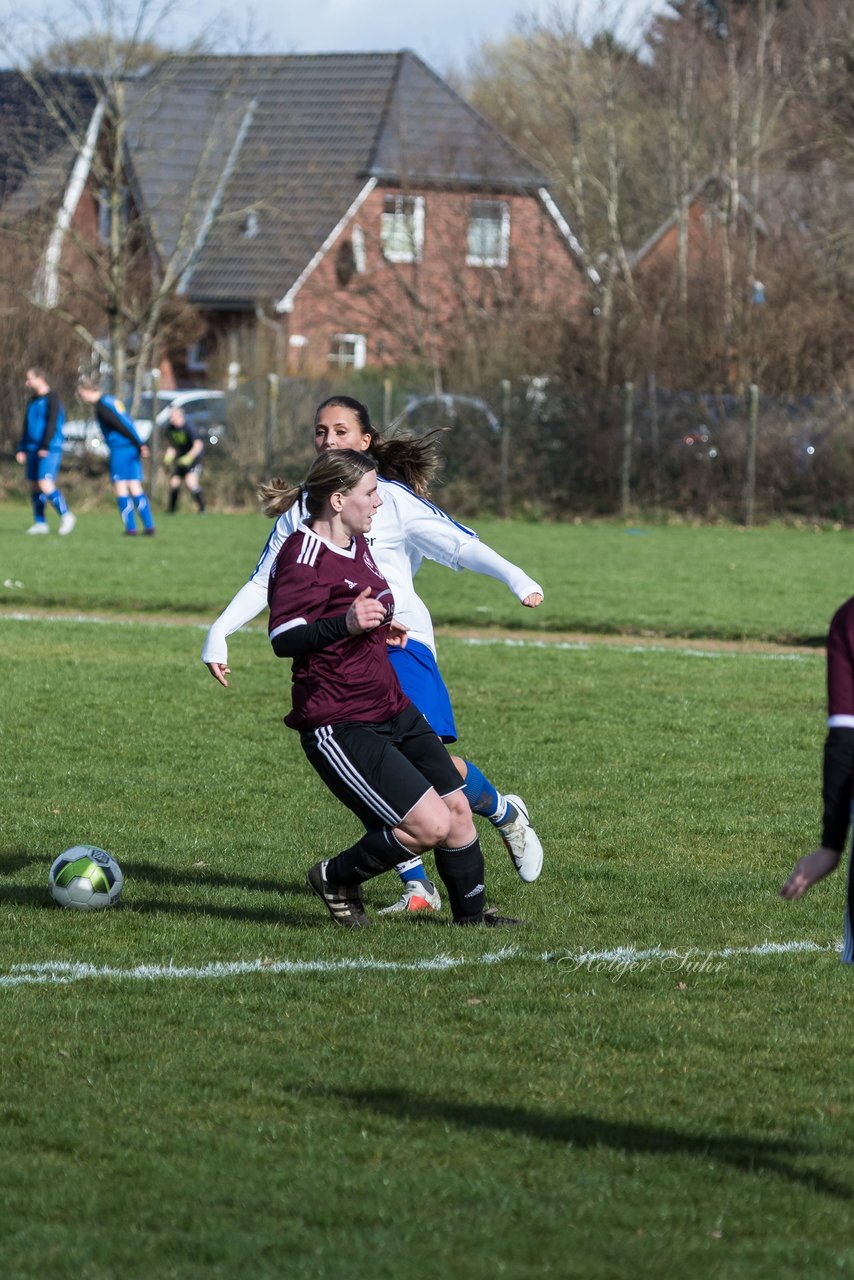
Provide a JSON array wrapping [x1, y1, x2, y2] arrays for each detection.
[[316, 395, 442, 498]]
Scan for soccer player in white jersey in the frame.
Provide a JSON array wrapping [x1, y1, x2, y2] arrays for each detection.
[[203, 395, 544, 912]]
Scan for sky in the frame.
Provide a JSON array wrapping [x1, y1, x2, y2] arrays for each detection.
[[1, 1, 674, 73]]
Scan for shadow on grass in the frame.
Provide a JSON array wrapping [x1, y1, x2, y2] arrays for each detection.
[[126, 859, 293, 897], [314, 1086, 851, 1201], [126, 894, 309, 928], [0, 850, 318, 924]]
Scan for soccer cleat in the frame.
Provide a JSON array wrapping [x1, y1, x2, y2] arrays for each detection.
[[497, 794, 543, 883], [26, 522, 49, 535], [453, 907, 527, 927], [378, 878, 442, 915], [483, 906, 526, 927], [306, 860, 370, 928], [143, 528, 156, 536], [58, 512, 77, 536]]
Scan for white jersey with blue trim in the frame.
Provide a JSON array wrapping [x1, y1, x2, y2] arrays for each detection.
[[202, 477, 542, 667], [249, 478, 475, 655]]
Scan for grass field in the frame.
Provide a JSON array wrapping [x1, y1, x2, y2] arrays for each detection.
[[1, 505, 853, 1278]]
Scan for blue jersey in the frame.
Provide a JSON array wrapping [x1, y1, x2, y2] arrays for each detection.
[[95, 395, 144, 455], [18, 390, 65, 453]]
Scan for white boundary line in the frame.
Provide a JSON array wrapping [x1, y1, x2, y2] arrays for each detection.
[[459, 637, 814, 662], [0, 949, 516, 989], [545, 939, 839, 966], [0, 611, 819, 661], [0, 939, 839, 989]]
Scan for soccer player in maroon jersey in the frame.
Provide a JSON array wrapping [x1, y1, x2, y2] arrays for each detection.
[[781, 596, 854, 962], [267, 449, 520, 929]]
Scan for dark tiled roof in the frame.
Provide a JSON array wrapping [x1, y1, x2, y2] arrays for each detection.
[[0, 71, 98, 209], [127, 52, 547, 308]]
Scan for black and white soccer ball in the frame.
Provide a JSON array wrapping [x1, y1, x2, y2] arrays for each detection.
[[48, 846, 124, 911]]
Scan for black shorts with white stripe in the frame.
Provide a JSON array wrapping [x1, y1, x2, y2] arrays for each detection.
[[300, 703, 463, 831]]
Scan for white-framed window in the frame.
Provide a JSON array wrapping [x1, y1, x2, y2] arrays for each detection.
[[97, 186, 130, 245], [466, 199, 510, 267], [380, 195, 425, 263], [351, 224, 366, 273], [186, 337, 210, 372], [328, 333, 367, 370]]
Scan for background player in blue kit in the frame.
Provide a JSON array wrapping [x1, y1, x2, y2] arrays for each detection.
[[77, 379, 156, 536], [15, 366, 76, 535]]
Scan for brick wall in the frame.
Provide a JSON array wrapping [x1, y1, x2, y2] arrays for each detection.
[[285, 185, 589, 373]]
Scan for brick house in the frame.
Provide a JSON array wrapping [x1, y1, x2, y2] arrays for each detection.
[[0, 70, 104, 309], [629, 175, 770, 300], [123, 51, 595, 381], [1, 53, 594, 385]]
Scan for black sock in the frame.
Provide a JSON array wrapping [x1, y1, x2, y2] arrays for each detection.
[[326, 828, 409, 886], [434, 836, 485, 923], [193, 489, 205, 512], [169, 488, 179, 513]]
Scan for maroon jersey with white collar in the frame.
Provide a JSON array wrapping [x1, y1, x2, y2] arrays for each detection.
[[268, 523, 409, 731]]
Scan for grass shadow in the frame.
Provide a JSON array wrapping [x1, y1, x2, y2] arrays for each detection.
[[309, 1085, 851, 1201]]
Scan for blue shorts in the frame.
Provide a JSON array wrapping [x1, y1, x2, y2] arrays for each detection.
[[25, 449, 63, 484], [389, 638, 457, 743], [110, 452, 144, 483]]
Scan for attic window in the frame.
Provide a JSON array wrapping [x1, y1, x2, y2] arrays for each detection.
[[328, 333, 366, 370], [335, 240, 357, 288], [380, 195, 424, 263], [243, 212, 259, 239], [467, 200, 510, 268]]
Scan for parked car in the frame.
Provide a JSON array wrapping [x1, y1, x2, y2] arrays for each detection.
[[63, 390, 227, 465]]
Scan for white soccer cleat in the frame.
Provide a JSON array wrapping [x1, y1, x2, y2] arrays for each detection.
[[26, 523, 49, 535], [498, 795, 543, 883], [58, 513, 77, 535], [378, 879, 442, 914]]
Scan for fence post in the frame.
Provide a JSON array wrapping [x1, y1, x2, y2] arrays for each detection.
[[745, 382, 759, 526], [265, 373, 279, 475], [499, 379, 511, 517], [620, 381, 634, 518], [648, 371, 660, 507], [383, 378, 393, 431]]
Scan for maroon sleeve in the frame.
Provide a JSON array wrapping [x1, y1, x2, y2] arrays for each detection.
[[827, 599, 854, 717]]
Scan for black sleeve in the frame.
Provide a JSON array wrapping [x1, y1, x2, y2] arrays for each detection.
[[271, 614, 350, 658], [38, 391, 62, 450], [821, 727, 854, 851], [96, 400, 140, 449]]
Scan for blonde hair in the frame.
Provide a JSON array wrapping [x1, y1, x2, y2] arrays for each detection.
[[258, 450, 376, 520]]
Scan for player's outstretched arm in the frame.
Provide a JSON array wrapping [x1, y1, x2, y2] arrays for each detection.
[[456, 538, 543, 606], [394, 488, 543, 606], [202, 578, 269, 685], [779, 846, 842, 900]]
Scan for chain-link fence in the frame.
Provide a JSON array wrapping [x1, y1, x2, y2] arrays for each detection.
[[4, 371, 850, 521], [217, 375, 853, 522]]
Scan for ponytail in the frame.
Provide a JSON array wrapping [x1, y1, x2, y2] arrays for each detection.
[[258, 477, 302, 518], [371, 430, 445, 498]]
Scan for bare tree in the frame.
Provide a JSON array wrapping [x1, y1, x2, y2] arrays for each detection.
[[0, 1, 247, 408]]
